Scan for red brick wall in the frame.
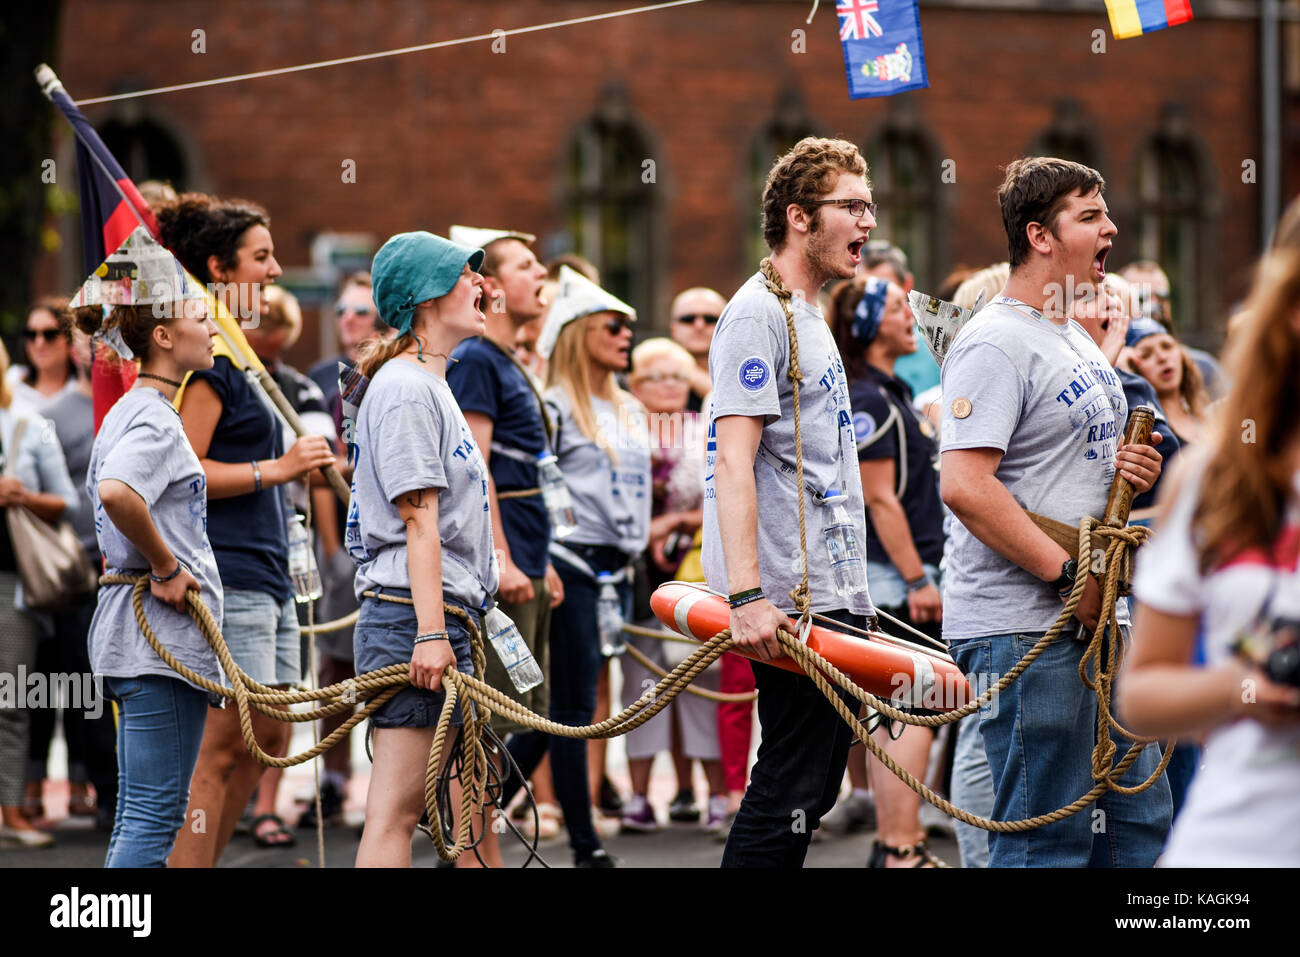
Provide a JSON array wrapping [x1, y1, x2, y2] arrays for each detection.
[[40, 0, 1267, 363]]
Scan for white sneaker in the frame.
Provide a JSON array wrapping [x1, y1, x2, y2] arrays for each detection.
[[817, 791, 877, 834]]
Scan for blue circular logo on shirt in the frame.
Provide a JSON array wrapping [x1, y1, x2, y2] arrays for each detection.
[[738, 357, 771, 392], [852, 411, 876, 443]]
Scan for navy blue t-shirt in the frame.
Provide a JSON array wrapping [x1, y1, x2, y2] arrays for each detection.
[[849, 366, 945, 567], [1117, 369, 1181, 511], [447, 337, 552, 578], [189, 355, 292, 602]]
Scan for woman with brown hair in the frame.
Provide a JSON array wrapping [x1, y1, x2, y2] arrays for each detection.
[[157, 193, 335, 861], [1123, 317, 1209, 445], [1119, 243, 1300, 866], [10, 296, 78, 411]]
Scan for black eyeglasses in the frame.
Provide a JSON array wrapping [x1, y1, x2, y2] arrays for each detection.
[[674, 313, 719, 326], [23, 329, 62, 343], [603, 315, 634, 335], [805, 198, 878, 219]]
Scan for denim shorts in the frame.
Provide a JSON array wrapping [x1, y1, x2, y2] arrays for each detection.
[[222, 588, 301, 687], [354, 588, 478, 729], [865, 561, 941, 610]]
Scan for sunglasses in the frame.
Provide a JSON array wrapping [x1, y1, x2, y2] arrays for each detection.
[[603, 315, 634, 335], [674, 313, 719, 326], [23, 329, 63, 343], [336, 303, 375, 317]]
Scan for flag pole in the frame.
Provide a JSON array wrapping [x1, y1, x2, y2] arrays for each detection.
[[37, 63, 350, 504]]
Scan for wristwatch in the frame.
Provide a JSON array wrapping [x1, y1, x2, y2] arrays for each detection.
[[1049, 558, 1079, 594]]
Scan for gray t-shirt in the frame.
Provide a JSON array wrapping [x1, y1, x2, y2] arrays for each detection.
[[346, 359, 499, 610], [543, 389, 651, 556], [43, 387, 96, 555], [88, 388, 223, 690], [701, 272, 873, 617], [940, 298, 1127, 640]]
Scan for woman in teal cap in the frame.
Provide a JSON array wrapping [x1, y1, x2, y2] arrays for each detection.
[[347, 231, 499, 867]]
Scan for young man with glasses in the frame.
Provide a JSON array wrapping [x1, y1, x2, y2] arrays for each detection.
[[668, 287, 727, 413], [702, 136, 878, 867]]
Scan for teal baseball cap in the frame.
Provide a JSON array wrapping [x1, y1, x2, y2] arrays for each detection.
[[371, 231, 485, 336]]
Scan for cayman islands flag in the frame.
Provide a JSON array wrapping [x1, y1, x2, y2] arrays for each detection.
[[1106, 0, 1193, 39], [837, 0, 929, 98]]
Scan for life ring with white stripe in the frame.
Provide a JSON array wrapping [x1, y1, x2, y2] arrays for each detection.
[[649, 582, 971, 712]]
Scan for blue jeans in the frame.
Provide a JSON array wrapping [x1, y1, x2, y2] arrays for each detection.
[[721, 609, 865, 868], [103, 675, 209, 868], [504, 548, 629, 859], [951, 633, 1172, 867]]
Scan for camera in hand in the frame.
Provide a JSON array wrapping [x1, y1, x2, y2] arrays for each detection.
[[1264, 619, 1300, 689]]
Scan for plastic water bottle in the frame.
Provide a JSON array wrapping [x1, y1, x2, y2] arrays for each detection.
[[597, 573, 625, 657], [484, 606, 544, 692], [821, 490, 870, 603], [287, 514, 323, 603], [536, 453, 577, 539]]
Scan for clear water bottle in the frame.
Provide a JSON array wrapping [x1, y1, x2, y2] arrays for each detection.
[[536, 452, 577, 539], [287, 514, 323, 603], [596, 572, 625, 657], [484, 605, 544, 692], [821, 489, 870, 603]]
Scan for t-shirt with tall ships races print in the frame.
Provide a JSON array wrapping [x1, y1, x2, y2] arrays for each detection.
[[939, 298, 1129, 641], [701, 271, 873, 618]]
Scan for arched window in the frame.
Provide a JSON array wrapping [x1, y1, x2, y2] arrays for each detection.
[[1034, 100, 1100, 170], [563, 86, 657, 322], [868, 120, 939, 289], [747, 86, 819, 266], [100, 116, 188, 188], [1135, 112, 1209, 334]]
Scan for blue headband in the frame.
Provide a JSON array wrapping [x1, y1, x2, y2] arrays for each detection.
[[852, 277, 890, 344], [1125, 316, 1167, 349]]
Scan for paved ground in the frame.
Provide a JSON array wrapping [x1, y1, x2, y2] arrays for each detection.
[[0, 802, 959, 869], [2, 727, 960, 869], [5, 667, 961, 869]]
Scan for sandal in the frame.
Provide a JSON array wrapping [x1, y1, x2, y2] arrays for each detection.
[[68, 785, 97, 817], [251, 813, 296, 848], [867, 838, 948, 868]]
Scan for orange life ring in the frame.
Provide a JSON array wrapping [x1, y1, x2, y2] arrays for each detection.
[[649, 582, 971, 712]]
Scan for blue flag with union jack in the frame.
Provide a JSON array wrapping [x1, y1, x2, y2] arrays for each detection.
[[836, 0, 929, 98]]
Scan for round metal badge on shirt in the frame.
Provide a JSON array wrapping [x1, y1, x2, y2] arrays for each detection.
[[951, 398, 972, 419]]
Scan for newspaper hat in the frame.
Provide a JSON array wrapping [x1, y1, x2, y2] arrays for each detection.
[[69, 226, 206, 309], [448, 225, 537, 250], [537, 265, 636, 360], [906, 288, 984, 366]]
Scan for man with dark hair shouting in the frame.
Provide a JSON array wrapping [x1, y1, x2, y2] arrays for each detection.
[[939, 157, 1172, 867], [703, 136, 877, 867]]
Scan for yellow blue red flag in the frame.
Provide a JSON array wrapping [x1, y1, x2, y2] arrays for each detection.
[[1106, 0, 1193, 39]]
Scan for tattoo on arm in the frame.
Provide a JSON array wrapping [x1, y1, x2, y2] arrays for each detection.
[[403, 490, 429, 510]]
